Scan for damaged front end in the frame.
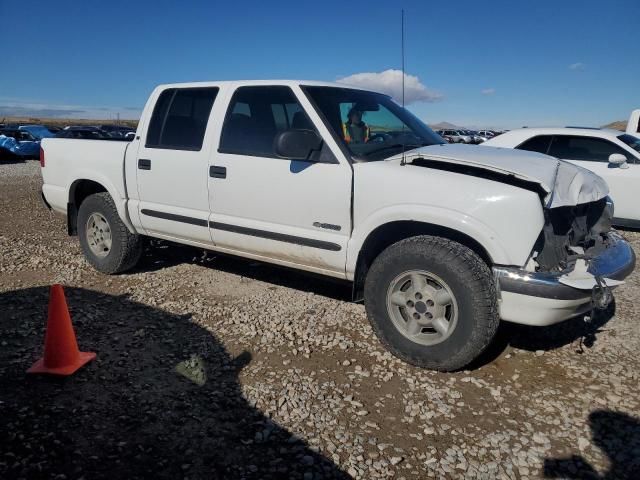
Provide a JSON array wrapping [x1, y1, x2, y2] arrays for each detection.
[[529, 197, 626, 309], [396, 144, 636, 325], [494, 196, 636, 326], [533, 197, 613, 273]]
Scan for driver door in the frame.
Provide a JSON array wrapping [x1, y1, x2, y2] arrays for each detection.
[[208, 85, 352, 277]]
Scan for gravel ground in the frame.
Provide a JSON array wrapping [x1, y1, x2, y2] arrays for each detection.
[[1, 160, 639, 479]]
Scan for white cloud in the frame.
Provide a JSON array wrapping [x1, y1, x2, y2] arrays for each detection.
[[481, 88, 496, 95], [569, 62, 585, 71], [337, 69, 442, 104]]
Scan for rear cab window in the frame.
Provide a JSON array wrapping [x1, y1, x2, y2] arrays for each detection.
[[146, 87, 219, 151]]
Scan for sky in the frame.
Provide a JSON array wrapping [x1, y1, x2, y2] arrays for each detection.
[[0, 0, 637, 128]]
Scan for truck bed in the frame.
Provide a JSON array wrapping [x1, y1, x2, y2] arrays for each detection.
[[40, 138, 131, 216]]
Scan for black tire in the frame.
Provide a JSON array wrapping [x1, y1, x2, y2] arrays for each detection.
[[364, 235, 499, 371], [77, 192, 142, 274]]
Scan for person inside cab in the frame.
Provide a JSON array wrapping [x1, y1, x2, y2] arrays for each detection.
[[342, 108, 370, 144]]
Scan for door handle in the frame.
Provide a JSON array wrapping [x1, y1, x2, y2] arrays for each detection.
[[210, 165, 226, 179], [138, 159, 151, 170]]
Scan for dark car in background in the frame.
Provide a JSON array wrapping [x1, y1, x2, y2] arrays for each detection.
[[98, 124, 135, 139], [44, 125, 63, 134], [19, 125, 56, 141], [56, 126, 111, 140]]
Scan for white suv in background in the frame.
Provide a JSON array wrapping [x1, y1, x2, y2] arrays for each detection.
[[484, 127, 640, 226], [438, 129, 473, 144]]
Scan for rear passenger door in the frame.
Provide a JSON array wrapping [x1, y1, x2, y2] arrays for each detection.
[[208, 85, 352, 277], [134, 87, 219, 246]]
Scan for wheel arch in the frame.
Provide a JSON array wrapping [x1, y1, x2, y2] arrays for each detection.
[[351, 220, 494, 302], [67, 178, 134, 236]]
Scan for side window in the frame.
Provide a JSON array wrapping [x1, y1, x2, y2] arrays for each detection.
[[516, 135, 552, 154], [145, 87, 218, 151], [219, 86, 317, 158], [548, 135, 629, 162]]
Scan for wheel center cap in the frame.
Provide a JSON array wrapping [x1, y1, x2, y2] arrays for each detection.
[[415, 301, 427, 313]]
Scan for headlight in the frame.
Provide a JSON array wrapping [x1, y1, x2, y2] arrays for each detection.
[[605, 196, 614, 218]]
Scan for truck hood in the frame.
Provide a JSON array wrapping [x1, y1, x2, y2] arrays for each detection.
[[387, 144, 608, 208]]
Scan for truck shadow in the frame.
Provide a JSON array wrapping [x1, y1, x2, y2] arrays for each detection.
[[470, 302, 616, 369], [544, 409, 640, 479], [0, 286, 349, 480]]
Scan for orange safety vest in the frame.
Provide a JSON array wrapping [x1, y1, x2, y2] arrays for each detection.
[[342, 122, 370, 144]]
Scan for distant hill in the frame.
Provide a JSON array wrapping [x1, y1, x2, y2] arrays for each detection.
[[601, 120, 626, 131]]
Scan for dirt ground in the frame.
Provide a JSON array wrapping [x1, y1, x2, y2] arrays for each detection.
[[1, 160, 639, 479]]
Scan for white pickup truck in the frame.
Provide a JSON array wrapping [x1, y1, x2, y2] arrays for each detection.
[[40, 80, 635, 371]]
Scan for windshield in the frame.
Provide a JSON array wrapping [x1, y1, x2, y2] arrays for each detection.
[[20, 125, 54, 139], [618, 134, 640, 153], [303, 86, 444, 161]]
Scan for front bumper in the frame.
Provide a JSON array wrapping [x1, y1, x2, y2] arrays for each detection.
[[493, 232, 635, 326]]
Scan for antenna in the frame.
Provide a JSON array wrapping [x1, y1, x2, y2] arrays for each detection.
[[400, 9, 407, 165], [401, 8, 405, 110]]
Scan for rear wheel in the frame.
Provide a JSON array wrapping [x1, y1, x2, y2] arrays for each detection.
[[364, 235, 499, 371], [77, 192, 142, 274]]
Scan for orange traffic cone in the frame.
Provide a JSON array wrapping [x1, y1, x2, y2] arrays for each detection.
[[27, 284, 96, 375]]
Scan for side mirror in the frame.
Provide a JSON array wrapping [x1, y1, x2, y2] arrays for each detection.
[[274, 129, 323, 161], [608, 153, 629, 169]]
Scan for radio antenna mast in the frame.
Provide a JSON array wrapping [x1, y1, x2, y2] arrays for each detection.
[[400, 9, 407, 165], [401, 8, 405, 109]]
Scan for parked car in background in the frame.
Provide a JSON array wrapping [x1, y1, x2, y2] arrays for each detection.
[[98, 124, 136, 139], [473, 131, 493, 143], [0, 127, 41, 158], [483, 127, 640, 227], [477, 130, 497, 139], [56, 126, 111, 140], [437, 129, 473, 144], [19, 124, 56, 140], [461, 130, 481, 144], [45, 125, 63, 134], [40, 79, 635, 371]]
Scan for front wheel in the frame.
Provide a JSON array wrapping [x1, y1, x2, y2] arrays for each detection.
[[77, 192, 143, 274], [364, 235, 499, 371]]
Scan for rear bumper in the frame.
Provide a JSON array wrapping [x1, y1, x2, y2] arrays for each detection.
[[494, 232, 635, 326]]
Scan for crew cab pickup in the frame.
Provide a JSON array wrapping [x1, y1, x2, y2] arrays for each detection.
[[40, 80, 636, 371]]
